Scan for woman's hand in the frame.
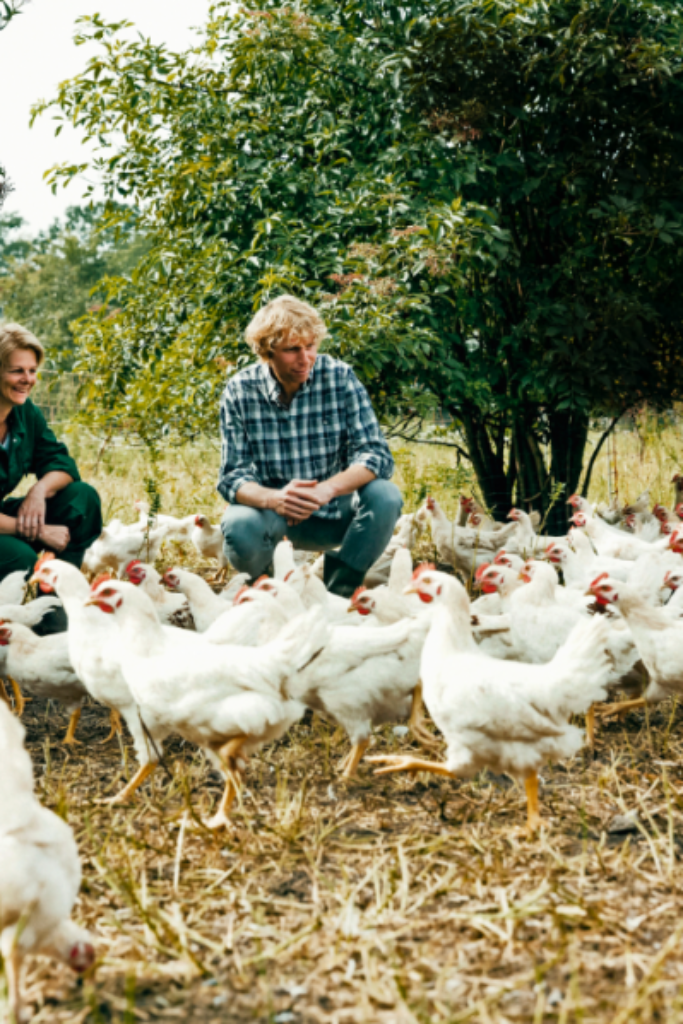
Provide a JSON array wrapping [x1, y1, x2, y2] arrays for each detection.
[[16, 487, 47, 542], [37, 524, 70, 552]]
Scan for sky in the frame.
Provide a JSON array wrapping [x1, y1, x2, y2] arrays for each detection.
[[1, 0, 209, 234]]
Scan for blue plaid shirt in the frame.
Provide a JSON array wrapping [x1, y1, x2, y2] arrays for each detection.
[[218, 353, 394, 520]]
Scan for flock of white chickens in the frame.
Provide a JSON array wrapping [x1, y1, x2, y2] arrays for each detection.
[[3, 483, 683, 1020]]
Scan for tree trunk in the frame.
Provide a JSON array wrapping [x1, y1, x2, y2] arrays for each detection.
[[457, 408, 590, 535], [459, 408, 512, 517], [546, 410, 590, 534]]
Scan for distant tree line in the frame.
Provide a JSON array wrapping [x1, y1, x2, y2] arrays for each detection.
[[0, 205, 148, 367]]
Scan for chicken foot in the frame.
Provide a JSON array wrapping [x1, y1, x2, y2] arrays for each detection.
[[207, 567, 229, 586], [62, 707, 82, 746], [4, 945, 28, 1024], [205, 736, 246, 830], [594, 698, 647, 721], [367, 754, 455, 778], [585, 706, 596, 748], [97, 762, 157, 805], [2, 676, 27, 716], [99, 707, 123, 744], [408, 682, 440, 751], [340, 739, 370, 778]]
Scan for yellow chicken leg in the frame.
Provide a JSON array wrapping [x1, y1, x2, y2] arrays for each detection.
[[341, 739, 370, 779], [594, 698, 647, 720], [205, 777, 239, 830], [367, 754, 455, 777], [205, 736, 246, 829], [525, 772, 545, 835], [99, 708, 123, 744], [7, 677, 26, 716], [62, 707, 82, 745], [585, 705, 596, 748], [98, 762, 157, 805], [408, 681, 440, 750]]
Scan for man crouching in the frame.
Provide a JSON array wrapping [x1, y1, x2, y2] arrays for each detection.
[[218, 295, 402, 597]]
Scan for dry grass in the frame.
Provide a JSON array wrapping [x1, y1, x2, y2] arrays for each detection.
[[5, 413, 683, 1023]]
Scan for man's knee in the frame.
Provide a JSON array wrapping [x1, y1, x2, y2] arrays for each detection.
[[359, 479, 403, 520], [50, 481, 101, 519], [221, 504, 282, 573]]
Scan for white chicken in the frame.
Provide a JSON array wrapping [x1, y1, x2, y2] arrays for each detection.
[[124, 560, 195, 629], [419, 495, 516, 575], [30, 557, 208, 803], [0, 622, 87, 744], [191, 514, 230, 583], [0, 570, 29, 607], [368, 568, 612, 833], [86, 579, 328, 827], [162, 566, 248, 631], [83, 523, 167, 577], [571, 510, 677, 561], [286, 605, 436, 774], [0, 703, 94, 1022], [589, 575, 683, 718], [132, 499, 197, 541]]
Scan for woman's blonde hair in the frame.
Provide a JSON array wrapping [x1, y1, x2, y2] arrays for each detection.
[[245, 295, 327, 360], [0, 323, 45, 371]]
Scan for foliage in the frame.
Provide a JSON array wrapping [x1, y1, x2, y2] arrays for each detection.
[[0, 205, 149, 366], [0, 0, 28, 32], [0, 167, 12, 211], [36, 1, 683, 527]]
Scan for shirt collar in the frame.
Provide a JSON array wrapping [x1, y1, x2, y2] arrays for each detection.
[[261, 359, 318, 407]]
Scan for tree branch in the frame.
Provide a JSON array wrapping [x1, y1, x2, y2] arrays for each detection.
[[580, 414, 622, 497], [388, 432, 471, 460]]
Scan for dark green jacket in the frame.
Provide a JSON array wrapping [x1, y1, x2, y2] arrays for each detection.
[[0, 399, 80, 503]]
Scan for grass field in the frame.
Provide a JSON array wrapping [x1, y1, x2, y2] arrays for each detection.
[[7, 414, 683, 1024]]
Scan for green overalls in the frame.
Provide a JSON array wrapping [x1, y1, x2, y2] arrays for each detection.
[[0, 398, 102, 582]]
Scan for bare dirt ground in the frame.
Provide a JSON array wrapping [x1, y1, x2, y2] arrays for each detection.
[[14, 691, 683, 1024]]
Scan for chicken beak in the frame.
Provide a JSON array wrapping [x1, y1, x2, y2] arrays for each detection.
[[403, 584, 419, 596], [83, 595, 100, 608]]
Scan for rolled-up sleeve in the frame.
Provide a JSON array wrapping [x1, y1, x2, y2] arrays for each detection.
[[345, 369, 394, 479], [29, 406, 80, 481], [217, 387, 261, 503]]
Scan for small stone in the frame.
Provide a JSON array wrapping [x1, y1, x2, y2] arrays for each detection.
[[607, 811, 640, 834], [547, 988, 564, 1007], [393, 725, 409, 737], [327, 784, 337, 802]]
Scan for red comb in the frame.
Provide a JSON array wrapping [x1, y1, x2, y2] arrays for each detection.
[[589, 571, 609, 589], [474, 562, 491, 580], [232, 584, 250, 604], [125, 559, 142, 575], [411, 562, 436, 580], [351, 585, 367, 604], [252, 575, 269, 589], [34, 551, 56, 570], [90, 573, 113, 591], [493, 551, 507, 564]]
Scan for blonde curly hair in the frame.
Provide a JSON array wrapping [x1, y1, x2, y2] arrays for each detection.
[[245, 295, 327, 360], [0, 322, 45, 371]]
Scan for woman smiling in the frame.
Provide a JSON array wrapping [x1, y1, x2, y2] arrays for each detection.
[[0, 323, 102, 626]]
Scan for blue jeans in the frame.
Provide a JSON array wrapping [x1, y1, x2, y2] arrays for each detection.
[[221, 479, 403, 579]]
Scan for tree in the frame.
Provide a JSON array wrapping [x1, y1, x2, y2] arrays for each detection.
[[1, 2, 30, 209], [0, 205, 149, 365], [37, 2, 683, 525]]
